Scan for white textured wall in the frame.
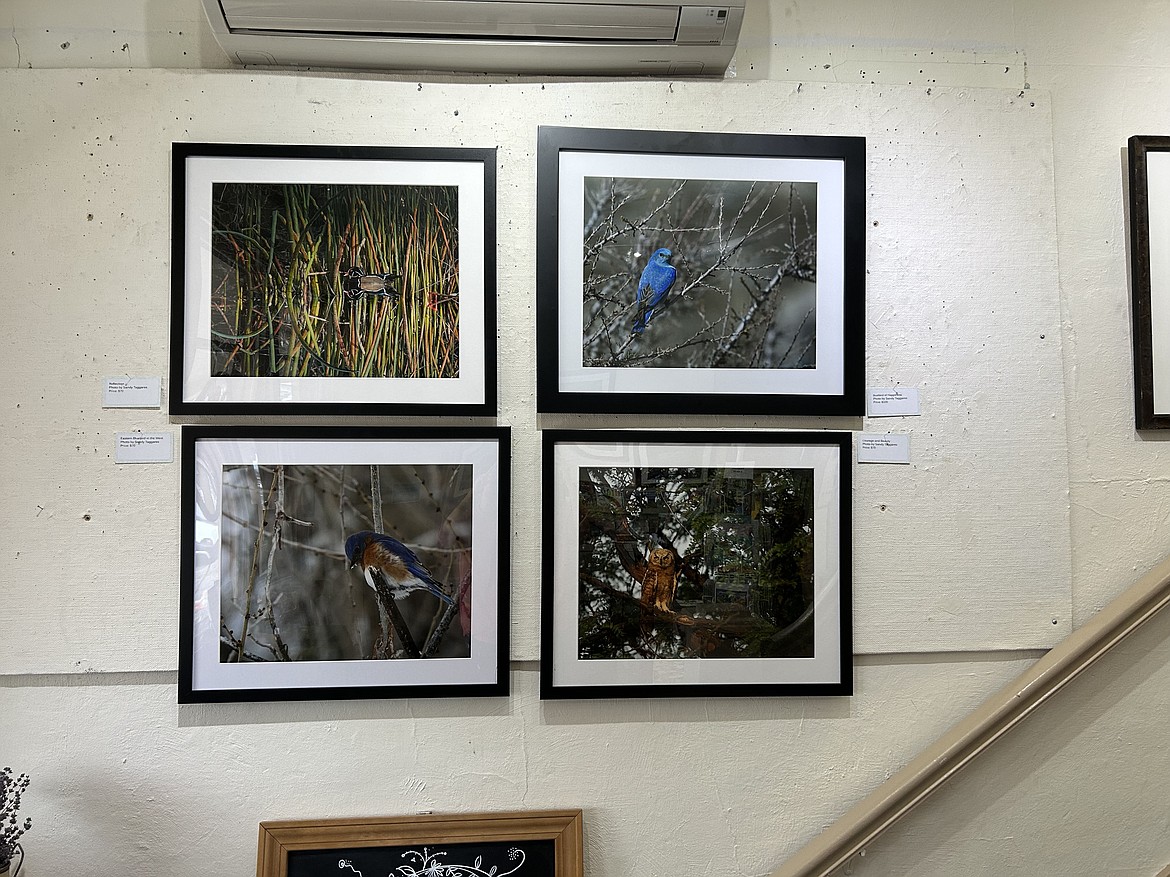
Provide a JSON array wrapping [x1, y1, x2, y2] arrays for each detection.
[[0, 71, 1071, 676], [1, 1, 1169, 875]]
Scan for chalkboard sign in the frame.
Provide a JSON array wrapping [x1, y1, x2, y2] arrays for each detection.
[[257, 811, 582, 877], [289, 837, 556, 875]]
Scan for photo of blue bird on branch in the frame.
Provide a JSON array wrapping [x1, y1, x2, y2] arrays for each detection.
[[581, 176, 818, 370]]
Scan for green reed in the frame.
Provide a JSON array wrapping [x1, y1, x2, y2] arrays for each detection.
[[209, 182, 460, 380]]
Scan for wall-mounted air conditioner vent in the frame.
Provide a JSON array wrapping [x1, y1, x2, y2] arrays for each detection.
[[201, 0, 746, 76]]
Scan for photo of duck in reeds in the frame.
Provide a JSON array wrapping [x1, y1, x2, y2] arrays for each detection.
[[209, 182, 459, 379]]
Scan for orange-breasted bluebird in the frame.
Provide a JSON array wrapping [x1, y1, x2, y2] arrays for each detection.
[[344, 530, 454, 605], [632, 248, 677, 335]]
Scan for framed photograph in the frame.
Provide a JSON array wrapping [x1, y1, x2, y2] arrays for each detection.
[[535, 126, 865, 415], [256, 810, 584, 877], [541, 430, 851, 699], [1128, 135, 1170, 429], [178, 426, 509, 703], [170, 143, 496, 415]]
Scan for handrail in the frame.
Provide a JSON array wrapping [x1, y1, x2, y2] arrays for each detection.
[[772, 553, 1170, 877]]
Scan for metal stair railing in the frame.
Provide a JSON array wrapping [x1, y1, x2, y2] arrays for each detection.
[[772, 553, 1170, 877]]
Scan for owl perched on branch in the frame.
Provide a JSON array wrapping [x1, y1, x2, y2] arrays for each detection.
[[639, 546, 680, 612]]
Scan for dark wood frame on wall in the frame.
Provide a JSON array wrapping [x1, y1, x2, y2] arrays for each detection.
[[256, 810, 584, 877], [535, 125, 866, 416], [540, 428, 853, 699], [1128, 135, 1170, 429], [169, 142, 497, 416]]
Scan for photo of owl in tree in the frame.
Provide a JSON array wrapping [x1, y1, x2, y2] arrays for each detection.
[[577, 465, 815, 660], [640, 546, 680, 612]]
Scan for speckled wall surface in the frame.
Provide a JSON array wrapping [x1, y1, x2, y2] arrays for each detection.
[[0, 72, 1070, 673]]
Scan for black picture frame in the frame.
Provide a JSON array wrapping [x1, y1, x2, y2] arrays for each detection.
[[1128, 135, 1170, 429], [179, 425, 510, 703], [170, 142, 497, 416], [540, 429, 852, 699], [535, 125, 865, 415]]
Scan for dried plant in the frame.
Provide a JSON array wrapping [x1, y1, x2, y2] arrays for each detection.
[[0, 768, 30, 869]]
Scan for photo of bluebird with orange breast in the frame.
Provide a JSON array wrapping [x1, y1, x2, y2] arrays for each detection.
[[345, 530, 455, 606], [216, 462, 472, 664]]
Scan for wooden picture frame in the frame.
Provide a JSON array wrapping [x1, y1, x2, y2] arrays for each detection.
[[256, 810, 584, 877], [535, 125, 865, 415], [1128, 135, 1170, 429], [179, 426, 510, 703], [170, 142, 496, 415], [541, 429, 852, 699]]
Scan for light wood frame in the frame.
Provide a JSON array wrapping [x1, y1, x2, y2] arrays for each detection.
[[257, 810, 584, 877]]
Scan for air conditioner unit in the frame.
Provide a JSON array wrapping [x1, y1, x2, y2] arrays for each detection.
[[200, 0, 746, 76]]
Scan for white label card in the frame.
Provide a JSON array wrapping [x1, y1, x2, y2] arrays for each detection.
[[867, 387, 921, 417], [857, 433, 911, 464], [103, 377, 162, 408], [115, 432, 174, 464]]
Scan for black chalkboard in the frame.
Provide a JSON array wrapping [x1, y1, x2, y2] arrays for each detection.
[[288, 837, 557, 876]]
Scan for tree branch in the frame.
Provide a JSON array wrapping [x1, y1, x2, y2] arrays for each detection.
[[368, 570, 421, 659]]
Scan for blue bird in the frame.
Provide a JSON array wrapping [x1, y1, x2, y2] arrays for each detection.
[[344, 530, 454, 606], [632, 247, 677, 335]]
